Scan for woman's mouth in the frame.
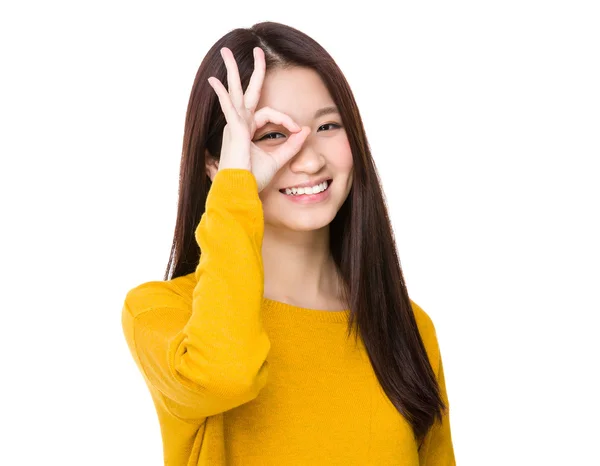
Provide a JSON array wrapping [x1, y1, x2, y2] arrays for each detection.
[[279, 179, 333, 204]]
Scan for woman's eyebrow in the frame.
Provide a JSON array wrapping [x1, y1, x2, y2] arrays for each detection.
[[313, 106, 339, 119]]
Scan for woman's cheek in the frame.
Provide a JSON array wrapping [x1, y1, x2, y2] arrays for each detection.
[[337, 136, 353, 169]]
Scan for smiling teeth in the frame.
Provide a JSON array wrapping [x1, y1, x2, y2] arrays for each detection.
[[284, 180, 329, 196]]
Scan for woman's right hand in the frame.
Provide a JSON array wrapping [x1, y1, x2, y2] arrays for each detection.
[[207, 47, 310, 193]]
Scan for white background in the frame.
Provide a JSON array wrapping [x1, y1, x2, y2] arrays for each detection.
[[1, 1, 599, 465]]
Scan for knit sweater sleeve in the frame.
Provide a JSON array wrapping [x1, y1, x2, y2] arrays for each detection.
[[410, 302, 456, 465], [121, 168, 270, 421], [418, 354, 455, 465]]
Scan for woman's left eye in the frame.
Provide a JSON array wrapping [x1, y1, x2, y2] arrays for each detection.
[[318, 123, 341, 131]]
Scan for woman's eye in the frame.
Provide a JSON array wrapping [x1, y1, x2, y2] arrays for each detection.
[[259, 132, 285, 140], [318, 123, 341, 131]]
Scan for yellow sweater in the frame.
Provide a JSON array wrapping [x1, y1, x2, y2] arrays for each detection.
[[121, 169, 455, 465]]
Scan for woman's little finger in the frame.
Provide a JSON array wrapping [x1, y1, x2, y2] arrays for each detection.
[[207, 77, 237, 125]]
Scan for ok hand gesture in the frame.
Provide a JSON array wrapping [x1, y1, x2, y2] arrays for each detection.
[[208, 47, 310, 192]]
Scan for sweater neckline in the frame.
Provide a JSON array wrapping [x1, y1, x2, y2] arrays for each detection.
[[261, 297, 350, 323], [173, 274, 350, 324]]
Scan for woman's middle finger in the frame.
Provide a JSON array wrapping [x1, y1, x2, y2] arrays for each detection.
[[220, 47, 244, 110], [244, 47, 266, 112]]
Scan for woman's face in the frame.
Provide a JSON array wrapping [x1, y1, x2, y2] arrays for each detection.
[[254, 66, 354, 231]]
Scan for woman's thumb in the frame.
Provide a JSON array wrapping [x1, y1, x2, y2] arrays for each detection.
[[273, 126, 310, 164]]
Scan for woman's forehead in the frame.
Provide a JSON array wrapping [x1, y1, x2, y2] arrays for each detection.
[[256, 67, 335, 122]]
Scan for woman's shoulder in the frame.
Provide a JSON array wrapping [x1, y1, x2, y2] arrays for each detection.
[[123, 272, 196, 318], [409, 299, 441, 371], [409, 300, 435, 336]]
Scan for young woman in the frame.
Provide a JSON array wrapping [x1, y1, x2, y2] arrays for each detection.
[[122, 21, 455, 465]]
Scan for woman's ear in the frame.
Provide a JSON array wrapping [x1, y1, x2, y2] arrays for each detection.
[[205, 149, 219, 182]]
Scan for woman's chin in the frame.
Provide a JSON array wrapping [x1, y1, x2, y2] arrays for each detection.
[[265, 210, 336, 232]]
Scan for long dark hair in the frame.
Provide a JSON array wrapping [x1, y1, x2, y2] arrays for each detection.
[[163, 21, 446, 442]]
